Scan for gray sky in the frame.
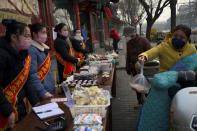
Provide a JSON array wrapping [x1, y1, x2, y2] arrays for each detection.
[[157, 0, 189, 22]]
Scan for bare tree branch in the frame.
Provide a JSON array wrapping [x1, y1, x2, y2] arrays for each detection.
[[154, 0, 170, 21], [139, 0, 151, 16], [138, 0, 170, 39], [118, 0, 145, 26], [154, 0, 162, 16]]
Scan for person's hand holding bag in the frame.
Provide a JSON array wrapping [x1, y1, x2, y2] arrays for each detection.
[[130, 61, 151, 94]]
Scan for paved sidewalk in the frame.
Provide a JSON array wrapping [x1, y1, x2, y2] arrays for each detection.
[[112, 38, 140, 131], [112, 70, 140, 131]]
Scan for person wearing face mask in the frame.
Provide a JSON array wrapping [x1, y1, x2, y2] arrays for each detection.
[[126, 27, 151, 107], [70, 29, 88, 62], [0, 19, 38, 130], [137, 25, 197, 130], [54, 23, 79, 83], [27, 23, 55, 100], [138, 25, 197, 72]]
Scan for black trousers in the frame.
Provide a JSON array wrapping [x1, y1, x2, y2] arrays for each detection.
[[57, 61, 65, 84], [112, 39, 119, 52]]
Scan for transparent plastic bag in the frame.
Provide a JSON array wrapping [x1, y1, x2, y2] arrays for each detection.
[[129, 62, 151, 94]]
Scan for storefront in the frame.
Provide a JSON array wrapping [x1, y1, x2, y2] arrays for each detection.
[[0, 0, 120, 52], [0, 0, 39, 36], [53, 0, 119, 52], [0, 0, 54, 48]]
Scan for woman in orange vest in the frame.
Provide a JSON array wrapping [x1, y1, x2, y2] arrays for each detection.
[[0, 19, 37, 130], [54, 23, 80, 83], [70, 29, 88, 61], [27, 23, 55, 100]]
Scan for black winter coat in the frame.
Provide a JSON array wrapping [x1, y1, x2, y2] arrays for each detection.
[[0, 37, 37, 120], [54, 34, 78, 83], [70, 38, 88, 54]]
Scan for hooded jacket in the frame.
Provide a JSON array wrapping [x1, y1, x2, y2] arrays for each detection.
[[139, 39, 197, 72], [110, 29, 120, 40]]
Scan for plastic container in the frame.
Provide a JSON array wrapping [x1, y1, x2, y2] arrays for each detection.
[[143, 60, 160, 77], [69, 90, 110, 118]]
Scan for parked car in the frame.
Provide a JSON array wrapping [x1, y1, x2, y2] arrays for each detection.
[[122, 26, 136, 37]]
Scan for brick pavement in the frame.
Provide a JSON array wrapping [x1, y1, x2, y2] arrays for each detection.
[[112, 69, 140, 131], [112, 39, 140, 131]]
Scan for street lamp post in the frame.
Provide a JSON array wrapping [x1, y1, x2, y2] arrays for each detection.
[[139, 23, 142, 35], [189, 0, 191, 28], [98, 0, 105, 48]]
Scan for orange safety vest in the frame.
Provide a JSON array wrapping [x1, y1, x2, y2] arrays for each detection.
[[0, 55, 31, 129], [55, 48, 76, 78], [37, 53, 51, 81]]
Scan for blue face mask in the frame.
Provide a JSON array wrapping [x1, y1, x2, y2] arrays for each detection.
[[172, 38, 186, 49]]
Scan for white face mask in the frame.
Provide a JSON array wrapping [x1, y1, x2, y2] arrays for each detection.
[[18, 37, 32, 50], [61, 31, 69, 37], [74, 33, 83, 41], [37, 33, 48, 43]]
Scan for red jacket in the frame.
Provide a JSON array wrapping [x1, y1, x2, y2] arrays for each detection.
[[110, 29, 120, 40]]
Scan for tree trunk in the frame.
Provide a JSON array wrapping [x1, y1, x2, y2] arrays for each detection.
[[146, 21, 153, 40], [170, 0, 177, 32]]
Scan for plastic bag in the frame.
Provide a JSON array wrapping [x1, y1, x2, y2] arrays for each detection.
[[129, 62, 151, 94]]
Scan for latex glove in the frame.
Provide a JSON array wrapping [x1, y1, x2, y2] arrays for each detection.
[[138, 55, 147, 64], [8, 112, 15, 128]]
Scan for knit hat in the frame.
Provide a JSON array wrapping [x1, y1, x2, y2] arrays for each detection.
[[173, 25, 191, 39]]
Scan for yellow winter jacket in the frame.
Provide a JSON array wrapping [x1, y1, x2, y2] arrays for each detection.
[[139, 39, 197, 72]]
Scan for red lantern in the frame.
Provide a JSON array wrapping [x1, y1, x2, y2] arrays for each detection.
[[104, 7, 113, 20]]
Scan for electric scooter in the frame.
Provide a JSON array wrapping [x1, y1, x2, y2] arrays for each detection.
[[171, 87, 197, 131]]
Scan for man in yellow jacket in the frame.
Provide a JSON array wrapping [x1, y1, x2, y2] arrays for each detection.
[[139, 25, 197, 72]]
